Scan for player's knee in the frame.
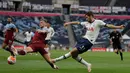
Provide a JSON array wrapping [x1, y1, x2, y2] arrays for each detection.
[[72, 55, 77, 59], [2, 44, 7, 49], [2, 46, 5, 49], [71, 51, 78, 59]]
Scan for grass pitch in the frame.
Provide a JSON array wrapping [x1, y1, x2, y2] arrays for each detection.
[[0, 49, 130, 73]]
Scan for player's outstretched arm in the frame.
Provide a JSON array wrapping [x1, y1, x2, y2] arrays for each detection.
[[106, 24, 125, 29], [64, 21, 80, 27]]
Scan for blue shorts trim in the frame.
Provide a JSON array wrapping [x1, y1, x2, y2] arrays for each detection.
[[75, 38, 93, 54]]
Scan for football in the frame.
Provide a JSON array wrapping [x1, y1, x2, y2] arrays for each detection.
[[7, 56, 16, 65]]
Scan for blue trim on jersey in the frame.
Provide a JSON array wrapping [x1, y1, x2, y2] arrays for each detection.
[[5, 23, 16, 29], [41, 27, 49, 32], [75, 38, 93, 54]]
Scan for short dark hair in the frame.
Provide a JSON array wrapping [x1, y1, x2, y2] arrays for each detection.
[[85, 11, 94, 17], [40, 18, 48, 23]]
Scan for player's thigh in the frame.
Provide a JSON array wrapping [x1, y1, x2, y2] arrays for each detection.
[[112, 43, 117, 49], [75, 39, 93, 54]]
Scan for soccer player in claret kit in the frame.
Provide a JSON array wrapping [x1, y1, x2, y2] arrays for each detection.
[[52, 11, 124, 72], [2, 17, 18, 57], [11, 20, 58, 69], [109, 29, 123, 60]]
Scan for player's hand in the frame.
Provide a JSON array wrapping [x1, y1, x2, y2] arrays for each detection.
[[64, 22, 70, 27], [120, 25, 125, 29]]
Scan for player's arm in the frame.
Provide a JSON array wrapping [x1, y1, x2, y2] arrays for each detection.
[[15, 28, 18, 33], [105, 24, 124, 29], [64, 21, 80, 27]]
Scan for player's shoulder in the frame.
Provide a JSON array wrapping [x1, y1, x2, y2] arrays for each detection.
[[95, 19, 103, 22]]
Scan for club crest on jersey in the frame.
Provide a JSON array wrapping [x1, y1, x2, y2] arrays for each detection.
[[87, 27, 94, 31]]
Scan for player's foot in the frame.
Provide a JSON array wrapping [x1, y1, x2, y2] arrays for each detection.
[[52, 59, 56, 63], [88, 63, 92, 72], [11, 45, 18, 55], [52, 64, 59, 69]]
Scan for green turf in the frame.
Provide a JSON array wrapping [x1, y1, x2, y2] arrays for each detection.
[[0, 49, 130, 73]]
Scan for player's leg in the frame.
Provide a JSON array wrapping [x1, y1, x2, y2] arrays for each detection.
[[53, 38, 92, 72], [2, 40, 15, 56], [41, 53, 58, 69], [71, 48, 92, 72], [2, 42, 8, 50], [2, 38, 11, 51], [118, 44, 123, 61], [53, 47, 91, 71], [11, 46, 33, 55], [52, 51, 71, 62], [119, 49, 123, 60], [38, 44, 58, 69]]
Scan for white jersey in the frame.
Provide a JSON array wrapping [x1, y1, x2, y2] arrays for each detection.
[[25, 31, 34, 42], [81, 20, 106, 44], [45, 27, 55, 40]]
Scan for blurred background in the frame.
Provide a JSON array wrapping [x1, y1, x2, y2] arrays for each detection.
[[0, 0, 130, 52]]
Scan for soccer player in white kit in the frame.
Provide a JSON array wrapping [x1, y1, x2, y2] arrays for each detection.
[[24, 30, 34, 46], [45, 22, 55, 52], [52, 11, 124, 72]]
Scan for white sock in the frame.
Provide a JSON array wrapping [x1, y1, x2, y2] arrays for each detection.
[[74, 56, 90, 67], [55, 52, 71, 62]]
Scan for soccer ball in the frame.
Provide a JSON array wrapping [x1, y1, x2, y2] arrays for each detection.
[[7, 56, 16, 65]]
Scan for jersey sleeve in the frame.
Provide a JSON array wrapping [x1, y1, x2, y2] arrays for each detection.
[[5, 24, 16, 29], [80, 22, 86, 26], [10, 24, 16, 28], [98, 20, 106, 27]]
